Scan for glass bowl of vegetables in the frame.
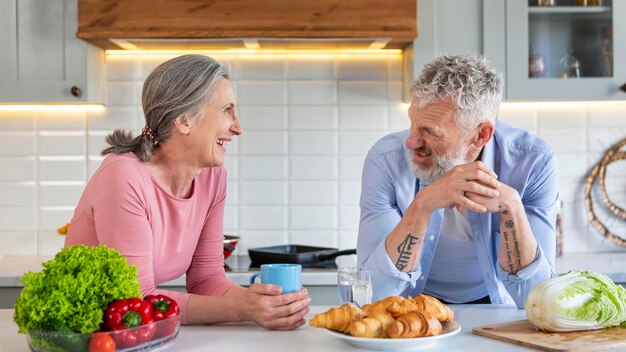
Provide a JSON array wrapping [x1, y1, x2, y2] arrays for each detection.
[[26, 313, 182, 352]]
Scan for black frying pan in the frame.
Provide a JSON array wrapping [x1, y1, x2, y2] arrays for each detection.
[[248, 245, 356, 265]]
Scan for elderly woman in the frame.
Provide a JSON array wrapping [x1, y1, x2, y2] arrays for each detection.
[[65, 55, 310, 330]]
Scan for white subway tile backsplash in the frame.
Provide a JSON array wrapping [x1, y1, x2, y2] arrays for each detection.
[[239, 181, 287, 205], [88, 132, 110, 157], [288, 81, 337, 105], [588, 106, 626, 127], [0, 110, 35, 130], [290, 181, 337, 205], [39, 183, 85, 207], [38, 230, 66, 255], [239, 206, 288, 230], [237, 81, 287, 105], [239, 58, 287, 80], [238, 231, 288, 251], [337, 58, 388, 80], [224, 205, 238, 231], [88, 107, 138, 131], [289, 131, 338, 155], [289, 156, 337, 180], [289, 231, 337, 247], [2, 54, 626, 256], [39, 207, 75, 230], [0, 157, 37, 181], [538, 128, 586, 153], [498, 107, 537, 131], [224, 156, 238, 179], [388, 57, 403, 80], [338, 230, 358, 250], [289, 106, 338, 130], [0, 132, 36, 156], [239, 156, 287, 180], [339, 205, 360, 230], [0, 182, 36, 206], [38, 157, 86, 181], [339, 181, 361, 205], [287, 58, 336, 80], [238, 131, 287, 155], [38, 133, 86, 156], [106, 82, 140, 106], [387, 81, 403, 102], [238, 106, 287, 130], [0, 207, 37, 231], [339, 131, 387, 155], [37, 110, 86, 130], [289, 206, 337, 230], [537, 108, 586, 128], [339, 156, 366, 180], [388, 104, 410, 131], [339, 106, 388, 130], [338, 81, 388, 105], [0, 232, 38, 256], [557, 153, 588, 179], [106, 56, 141, 81], [587, 128, 626, 153], [225, 181, 238, 206]]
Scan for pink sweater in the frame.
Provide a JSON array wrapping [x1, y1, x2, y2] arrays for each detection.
[[65, 153, 236, 324]]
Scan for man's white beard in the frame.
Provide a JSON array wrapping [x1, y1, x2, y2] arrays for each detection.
[[406, 147, 467, 182]]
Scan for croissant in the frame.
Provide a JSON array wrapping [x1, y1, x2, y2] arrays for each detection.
[[309, 303, 366, 333], [410, 294, 454, 322], [386, 298, 419, 318], [361, 296, 404, 315], [386, 311, 443, 338], [349, 312, 396, 338]]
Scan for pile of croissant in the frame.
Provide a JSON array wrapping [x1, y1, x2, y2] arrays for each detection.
[[309, 294, 454, 338]]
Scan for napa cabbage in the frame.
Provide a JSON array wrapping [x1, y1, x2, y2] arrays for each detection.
[[526, 271, 626, 332]]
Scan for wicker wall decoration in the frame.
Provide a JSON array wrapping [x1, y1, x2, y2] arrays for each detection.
[[584, 136, 626, 247]]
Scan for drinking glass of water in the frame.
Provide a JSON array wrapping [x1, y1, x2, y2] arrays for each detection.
[[337, 267, 372, 307]]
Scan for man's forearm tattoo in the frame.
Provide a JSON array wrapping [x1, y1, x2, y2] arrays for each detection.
[[503, 230, 515, 272], [395, 234, 419, 271]]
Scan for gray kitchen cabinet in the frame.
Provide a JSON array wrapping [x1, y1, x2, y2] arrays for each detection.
[[405, 0, 505, 101], [489, 0, 626, 101], [409, 0, 626, 101], [0, 0, 103, 103]]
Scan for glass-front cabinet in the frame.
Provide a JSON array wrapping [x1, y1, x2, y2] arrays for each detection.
[[502, 0, 626, 100]]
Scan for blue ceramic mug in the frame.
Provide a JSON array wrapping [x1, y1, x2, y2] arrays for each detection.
[[249, 264, 302, 293]]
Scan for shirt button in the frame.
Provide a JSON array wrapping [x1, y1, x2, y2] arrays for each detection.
[[419, 275, 425, 280], [429, 235, 435, 241]]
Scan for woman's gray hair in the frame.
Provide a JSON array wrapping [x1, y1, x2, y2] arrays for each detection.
[[410, 54, 503, 131], [102, 54, 230, 161]]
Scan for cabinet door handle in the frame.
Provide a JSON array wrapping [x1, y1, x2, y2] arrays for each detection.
[[70, 86, 82, 98], [621, 83, 626, 94]]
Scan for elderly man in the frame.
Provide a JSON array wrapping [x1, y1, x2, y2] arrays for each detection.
[[357, 54, 558, 308]]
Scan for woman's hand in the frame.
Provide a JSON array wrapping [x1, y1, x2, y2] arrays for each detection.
[[239, 284, 311, 330]]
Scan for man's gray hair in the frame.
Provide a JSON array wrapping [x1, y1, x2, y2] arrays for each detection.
[[102, 54, 230, 161], [410, 54, 503, 131]]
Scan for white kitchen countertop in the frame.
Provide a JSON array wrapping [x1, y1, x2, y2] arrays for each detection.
[[0, 305, 536, 352], [1, 252, 625, 287]]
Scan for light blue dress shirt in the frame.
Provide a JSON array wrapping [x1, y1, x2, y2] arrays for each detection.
[[357, 120, 559, 308]]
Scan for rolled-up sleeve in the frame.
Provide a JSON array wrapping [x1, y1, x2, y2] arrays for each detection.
[[499, 150, 559, 308], [357, 155, 421, 300]]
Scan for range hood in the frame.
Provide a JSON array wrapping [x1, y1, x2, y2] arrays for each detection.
[[77, 0, 417, 50]]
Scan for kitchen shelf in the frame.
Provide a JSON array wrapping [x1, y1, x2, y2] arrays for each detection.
[[528, 5, 611, 13]]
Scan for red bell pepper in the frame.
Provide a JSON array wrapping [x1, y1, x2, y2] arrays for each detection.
[[144, 294, 180, 338], [104, 297, 156, 347]]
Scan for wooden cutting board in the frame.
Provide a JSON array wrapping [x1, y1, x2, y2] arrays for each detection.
[[472, 320, 626, 352]]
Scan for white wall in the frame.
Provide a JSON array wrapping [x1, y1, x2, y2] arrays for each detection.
[[0, 52, 624, 256]]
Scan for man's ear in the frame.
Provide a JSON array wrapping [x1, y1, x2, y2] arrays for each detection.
[[174, 115, 191, 135], [473, 122, 494, 147]]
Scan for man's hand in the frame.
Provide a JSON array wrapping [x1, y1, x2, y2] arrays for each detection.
[[416, 161, 500, 214]]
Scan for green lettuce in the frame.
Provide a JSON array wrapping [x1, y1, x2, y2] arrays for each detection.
[[14, 244, 142, 333], [526, 270, 626, 332]]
